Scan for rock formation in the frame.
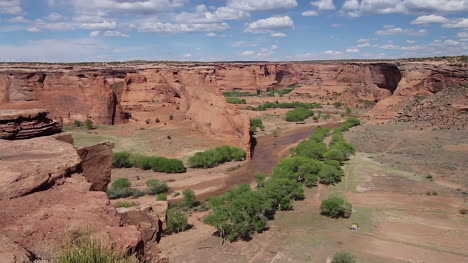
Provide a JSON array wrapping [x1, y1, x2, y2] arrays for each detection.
[[0, 127, 166, 261], [0, 109, 61, 140]]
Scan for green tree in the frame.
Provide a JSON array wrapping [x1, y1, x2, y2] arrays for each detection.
[[261, 178, 303, 211], [250, 118, 265, 133], [273, 156, 322, 182], [183, 189, 196, 208], [345, 107, 352, 115], [320, 195, 352, 218], [332, 252, 356, 263], [84, 119, 94, 130], [318, 164, 344, 185], [285, 107, 314, 122], [333, 101, 343, 108], [254, 172, 267, 187], [291, 140, 328, 159], [324, 149, 347, 163], [167, 209, 188, 233]]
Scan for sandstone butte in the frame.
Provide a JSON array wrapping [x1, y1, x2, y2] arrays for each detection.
[[0, 110, 168, 262], [1, 61, 467, 155]]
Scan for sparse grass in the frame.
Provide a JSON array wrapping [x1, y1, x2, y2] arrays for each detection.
[[114, 201, 136, 208]]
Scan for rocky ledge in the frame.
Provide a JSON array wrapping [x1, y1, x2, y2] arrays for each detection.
[[0, 109, 61, 140]]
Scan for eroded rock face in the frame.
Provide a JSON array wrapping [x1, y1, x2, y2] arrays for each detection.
[[76, 140, 114, 191], [0, 109, 61, 140], [0, 70, 126, 125], [0, 234, 33, 263], [0, 136, 145, 261]]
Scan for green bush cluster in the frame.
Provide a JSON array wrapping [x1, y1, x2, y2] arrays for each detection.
[[320, 195, 352, 218], [333, 101, 344, 108], [107, 178, 144, 199], [266, 88, 294, 96], [250, 118, 265, 133], [223, 91, 257, 97], [167, 209, 189, 233], [188, 145, 246, 168], [251, 101, 322, 111], [226, 97, 247, 104], [112, 152, 186, 173], [285, 107, 314, 122], [145, 179, 168, 195]]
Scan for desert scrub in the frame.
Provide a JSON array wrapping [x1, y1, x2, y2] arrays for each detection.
[[188, 145, 246, 168], [56, 233, 139, 263], [167, 209, 189, 233], [266, 88, 294, 96], [114, 201, 136, 208], [250, 118, 265, 133], [285, 107, 314, 122], [226, 97, 246, 104], [112, 152, 133, 168], [157, 193, 167, 201], [112, 152, 186, 173], [183, 189, 196, 208], [222, 91, 257, 97], [145, 179, 168, 195], [84, 119, 94, 130], [251, 101, 322, 111], [320, 195, 352, 218], [332, 252, 356, 263]]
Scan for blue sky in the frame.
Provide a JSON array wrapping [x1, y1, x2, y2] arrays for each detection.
[[0, 0, 467, 62]]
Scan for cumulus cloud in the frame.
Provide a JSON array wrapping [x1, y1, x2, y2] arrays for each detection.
[[411, 14, 448, 24], [302, 10, 319, 16], [139, 18, 230, 33], [227, 0, 297, 12], [240, 50, 255, 56], [0, 0, 23, 14], [174, 5, 249, 24], [80, 20, 117, 30], [443, 18, 468, 28], [375, 27, 428, 36], [72, 0, 182, 15], [244, 16, 294, 34], [30, 19, 76, 32], [458, 31, 468, 38], [324, 50, 344, 55], [89, 30, 100, 37], [9, 15, 29, 23], [103, 30, 129, 37], [378, 44, 424, 51], [271, 32, 287, 37], [311, 0, 336, 11], [341, 0, 468, 17], [47, 12, 65, 21], [346, 48, 359, 53]]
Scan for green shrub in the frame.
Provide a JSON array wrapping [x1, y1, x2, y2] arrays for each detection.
[[73, 120, 82, 127], [261, 178, 303, 211], [114, 201, 136, 208], [286, 107, 314, 122], [333, 101, 343, 108], [251, 101, 322, 111], [223, 91, 257, 97], [310, 127, 330, 142], [254, 172, 267, 187], [157, 193, 167, 201], [273, 156, 322, 182], [111, 178, 131, 190], [167, 209, 189, 233], [56, 233, 139, 263], [112, 152, 133, 168], [346, 107, 352, 114], [318, 164, 344, 185], [145, 179, 168, 195], [250, 118, 265, 133], [320, 195, 352, 218], [332, 252, 356, 263], [155, 118, 160, 123], [183, 189, 196, 208], [107, 188, 135, 199], [324, 149, 347, 163], [169, 114, 174, 120], [291, 140, 328, 159], [226, 97, 247, 104], [84, 119, 94, 130], [267, 88, 294, 96], [188, 146, 246, 168]]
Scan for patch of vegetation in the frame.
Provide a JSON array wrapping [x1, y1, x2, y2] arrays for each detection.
[[114, 201, 136, 208], [320, 195, 352, 218], [251, 101, 322, 111], [250, 118, 265, 133], [266, 88, 294, 97], [285, 107, 314, 122], [332, 252, 356, 263], [333, 101, 344, 108], [223, 91, 257, 97], [167, 209, 189, 233], [112, 152, 186, 173], [183, 189, 196, 208], [107, 178, 144, 199], [157, 193, 167, 201], [188, 145, 246, 168], [357, 99, 376, 108], [146, 179, 168, 195], [73, 120, 82, 127], [84, 119, 94, 130], [56, 233, 139, 263], [226, 97, 247, 104]]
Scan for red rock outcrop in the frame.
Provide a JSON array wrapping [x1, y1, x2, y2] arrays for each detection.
[[0, 134, 165, 261], [76, 140, 114, 191], [0, 69, 126, 125], [0, 109, 61, 140]]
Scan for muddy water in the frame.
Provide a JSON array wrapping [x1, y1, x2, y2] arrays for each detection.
[[203, 122, 340, 198]]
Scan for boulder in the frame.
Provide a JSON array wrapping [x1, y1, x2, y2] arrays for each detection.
[[0, 109, 61, 140], [0, 234, 33, 263], [76, 141, 114, 191]]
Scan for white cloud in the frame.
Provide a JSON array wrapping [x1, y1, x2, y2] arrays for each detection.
[[443, 39, 460, 45], [324, 50, 343, 55], [232, 41, 257, 47], [302, 10, 319, 16], [346, 48, 359, 53], [80, 20, 117, 30], [182, 53, 192, 58], [31, 19, 76, 32], [340, 0, 468, 17], [240, 50, 255, 56], [174, 5, 250, 24], [271, 32, 287, 37], [139, 18, 230, 33], [227, 0, 297, 12], [89, 30, 100, 37], [357, 42, 371, 47], [47, 12, 65, 21], [103, 30, 129, 37], [458, 31, 468, 38], [0, 0, 22, 14], [311, 0, 336, 11], [375, 27, 428, 36], [244, 16, 294, 34], [27, 27, 41, 33], [406, 40, 417, 44], [72, 0, 183, 15], [378, 44, 424, 50], [9, 15, 29, 23], [443, 18, 468, 28], [207, 32, 217, 37], [411, 14, 448, 24]]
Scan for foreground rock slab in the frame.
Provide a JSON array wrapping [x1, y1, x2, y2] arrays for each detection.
[[0, 109, 61, 140]]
